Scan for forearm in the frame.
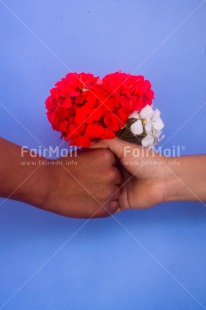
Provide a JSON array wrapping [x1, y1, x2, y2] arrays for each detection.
[[0, 138, 49, 207], [165, 155, 206, 202]]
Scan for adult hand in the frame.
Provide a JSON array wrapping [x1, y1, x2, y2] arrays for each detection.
[[45, 148, 122, 218], [91, 138, 167, 210], [0, 138, 121, 218], [92, 138, 206, 210]]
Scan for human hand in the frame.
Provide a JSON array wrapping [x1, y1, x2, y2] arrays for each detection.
[[44, 149, 122, 218], [2, 137, 205, 219], [91, 138, 167, 210]]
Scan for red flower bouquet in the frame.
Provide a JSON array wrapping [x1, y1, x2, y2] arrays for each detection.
[[46, 72, 164, 148]]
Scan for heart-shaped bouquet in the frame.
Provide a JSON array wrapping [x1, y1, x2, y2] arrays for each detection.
[[46, 71, 164, 148]]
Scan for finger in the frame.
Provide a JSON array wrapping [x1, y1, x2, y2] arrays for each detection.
[[109, 167, 122, 185], [90, 139, 109, 149], [115, 171, 122, 185], [90, 138, 141, 161], [115, 207, 122, 214], [95, 148, 117, 166], [108, 200, 120, 214], [99, 200, 119, 217], [109, 185, 120, 201]]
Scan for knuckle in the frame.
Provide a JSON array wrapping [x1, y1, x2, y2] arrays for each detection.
[[96, 207, 111, 218], [104, 187, 115, 200], [102, 208, 111, 217], [99, 187, 113, 201], [101, 149, 114, 162], [106, 167, 122, 185], [106, 168, 118, 182], [109, 201, 119, 213]]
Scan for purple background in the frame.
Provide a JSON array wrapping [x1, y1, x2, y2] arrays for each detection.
[[0, 0, 206, 309]]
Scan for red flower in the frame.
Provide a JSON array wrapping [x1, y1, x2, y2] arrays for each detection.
[[102, 72, 154, 112], [73, 135, 91, 148], [85, 124, 105, 138], [104, 113, 121, 131], [45, 71, 155, 147]]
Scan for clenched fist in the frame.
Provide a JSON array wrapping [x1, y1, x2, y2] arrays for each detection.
[[0, 138, 121, 219], [44, 149, 122, 218]]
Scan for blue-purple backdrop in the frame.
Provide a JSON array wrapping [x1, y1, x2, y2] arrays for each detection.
[[0, 0, 206, 309]]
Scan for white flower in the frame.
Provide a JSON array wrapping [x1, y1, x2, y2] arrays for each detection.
[[141, 134, 155, 148], [140, 105, 153, 118], [129, 112, 143, 135], [128, 111, 140, 119], [140, 106, 164, 133], [128, 105, 164, 148], [149, 109, 164, 131], [130, 119, 143, 135]]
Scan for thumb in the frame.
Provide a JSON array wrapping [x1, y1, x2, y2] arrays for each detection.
[[90, 137, 139, 161]]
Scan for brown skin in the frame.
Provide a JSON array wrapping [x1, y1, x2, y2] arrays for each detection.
[[0, 138, 121, 218], [2, 137, 205, 218], [46, 149, 121, 218], [92, 138, 206, 210]]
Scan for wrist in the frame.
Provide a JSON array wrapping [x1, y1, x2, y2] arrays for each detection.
[[42, 158, 74, 214], [20, 157, 51, 209], [0, 138, 51, 209], [9, 155, 52, 209], [33, 158, 51, 208], [163, 157, 183, 202]]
